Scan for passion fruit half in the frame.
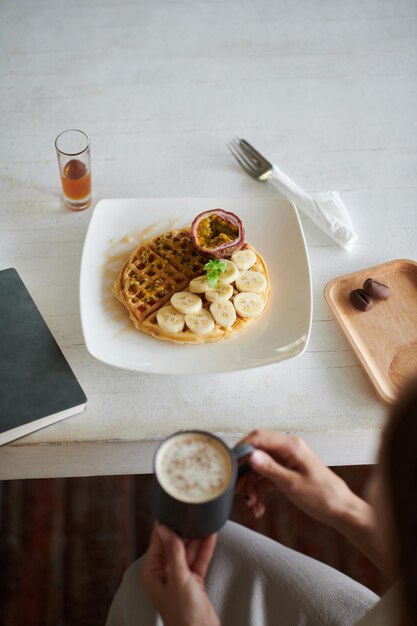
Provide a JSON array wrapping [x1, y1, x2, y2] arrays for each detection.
[[191, 209, 245, 258]]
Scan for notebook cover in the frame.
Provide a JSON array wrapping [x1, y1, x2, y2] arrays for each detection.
[[0, 268, 87, 440]]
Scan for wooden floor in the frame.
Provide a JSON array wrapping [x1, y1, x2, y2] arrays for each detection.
[[0, 467, 387, 626]]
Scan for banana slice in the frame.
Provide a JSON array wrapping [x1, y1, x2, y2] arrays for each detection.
[[157, 305, 186, 333], [171, 292, 202, 314], [205, 282, 233, 303], [189, 275, 209, 293], [234, 292, 265, 318], [210, 300, 236, 327], [217, 259, 240, 284], [231, 249, 257, 271], [235, 270, 267, 294], [185, 309, 215, 336]]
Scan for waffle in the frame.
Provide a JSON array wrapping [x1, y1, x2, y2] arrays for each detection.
[[114, 228, 208, 326], [114, 228, 270, 344]]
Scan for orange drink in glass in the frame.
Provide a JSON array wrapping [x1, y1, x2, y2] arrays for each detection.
[[55, 129, 91, 211]]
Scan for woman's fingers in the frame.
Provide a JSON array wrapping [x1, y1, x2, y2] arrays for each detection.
[[192, 534, 217, 579], [236, 432, 311, 498], [235, 471, 250, 493], [155, 527, 217, 582], [252, 500, 266, 518], [236, 468, 259, 493], [147, 523, 165, 560], [243, 480, 258, 506], [239, 431, 308, 470], [236, 431, 355, 529], [140, 524, 168, 594], [141, 523, 166, 581], [248, 450, 295, 490], [185, 538, 201, 569], [157, 525, 188, 583], [243, 477, 275, 516]]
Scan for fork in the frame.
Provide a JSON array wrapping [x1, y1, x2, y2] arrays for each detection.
[[227, 137, 358, 250]]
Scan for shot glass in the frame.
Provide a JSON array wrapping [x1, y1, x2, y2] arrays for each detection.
[[55, 129, 91, 211]]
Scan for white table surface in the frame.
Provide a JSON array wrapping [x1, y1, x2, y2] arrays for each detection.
[[1, 0, 416, 479]]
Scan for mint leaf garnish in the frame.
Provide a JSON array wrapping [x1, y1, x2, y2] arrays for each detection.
[[204, 259, 227, 288]]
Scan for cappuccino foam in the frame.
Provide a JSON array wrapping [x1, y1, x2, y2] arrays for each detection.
[[155, 433, 233, 503]]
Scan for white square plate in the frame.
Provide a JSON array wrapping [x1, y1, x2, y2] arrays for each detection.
[[80, 198, 312, 375]]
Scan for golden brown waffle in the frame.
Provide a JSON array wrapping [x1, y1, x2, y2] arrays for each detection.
[[114, 228, 207, 327], [114, 228, 270, 344], [149, 229, 206, 278]]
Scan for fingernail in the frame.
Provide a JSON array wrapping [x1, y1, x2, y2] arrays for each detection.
[[250, 450, 264, 466]]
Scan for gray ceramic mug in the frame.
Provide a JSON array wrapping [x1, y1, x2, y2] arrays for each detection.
[[152, 430, 254, 538]]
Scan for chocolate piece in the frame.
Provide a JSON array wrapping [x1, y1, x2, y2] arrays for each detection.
[[363, 277, 390, 300], [350, 289, 374, 312]]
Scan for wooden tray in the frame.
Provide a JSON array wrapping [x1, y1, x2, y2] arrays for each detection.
[[324, 259, 417, 405]]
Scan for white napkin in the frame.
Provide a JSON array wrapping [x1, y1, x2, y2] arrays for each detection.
[[270, 164, 358, 250]]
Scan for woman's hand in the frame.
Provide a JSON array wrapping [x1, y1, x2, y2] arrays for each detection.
[[237, 430, 367, 528], [140, 524, 220, 626], [237, 429, 391, 575]]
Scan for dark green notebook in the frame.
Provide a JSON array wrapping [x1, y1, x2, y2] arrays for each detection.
[[0, 268, 87, 445]]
